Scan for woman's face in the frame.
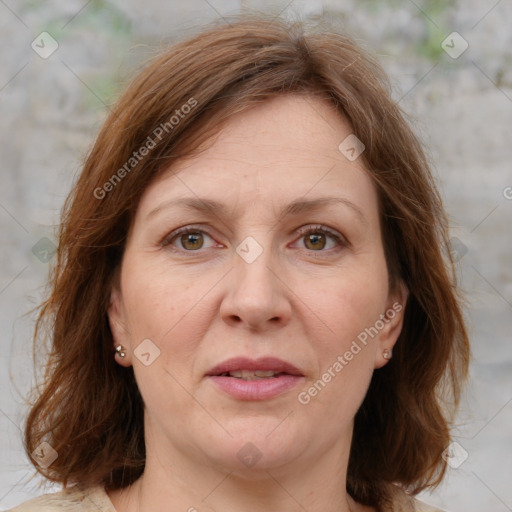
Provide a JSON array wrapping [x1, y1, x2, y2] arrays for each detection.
[[108, 95, 406, 477]]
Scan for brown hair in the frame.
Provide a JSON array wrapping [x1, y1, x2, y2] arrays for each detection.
[[25, 15, 470, 509]]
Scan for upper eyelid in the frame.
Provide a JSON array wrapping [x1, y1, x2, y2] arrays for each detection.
[[295, 224, 342, 237]]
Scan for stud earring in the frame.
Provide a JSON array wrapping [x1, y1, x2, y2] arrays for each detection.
[[115, 344, 126, 358], [382, 348, 392, 360]]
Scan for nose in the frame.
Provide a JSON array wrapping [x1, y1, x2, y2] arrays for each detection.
[[220, 244, 292, 332]]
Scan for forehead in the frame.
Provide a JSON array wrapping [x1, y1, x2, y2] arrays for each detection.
[[136, 94, 378, 222]]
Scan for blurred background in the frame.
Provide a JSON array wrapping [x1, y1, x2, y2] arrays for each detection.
[[0, 1, 511, 510]]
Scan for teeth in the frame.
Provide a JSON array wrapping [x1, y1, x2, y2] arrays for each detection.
[[228, 370, 277, 380]]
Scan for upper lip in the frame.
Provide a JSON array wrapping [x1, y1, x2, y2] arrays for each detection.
[[206, 357, 304, 377]]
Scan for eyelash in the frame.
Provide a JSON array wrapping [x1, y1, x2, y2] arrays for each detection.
[[161, 224, 348, 256]]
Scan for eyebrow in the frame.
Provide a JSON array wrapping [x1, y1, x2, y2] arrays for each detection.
[[146, 196, 368, 226]]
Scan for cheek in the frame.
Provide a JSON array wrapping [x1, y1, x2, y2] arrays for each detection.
[[297, 297, 380, 431], [310, 253, 390, 350], [120, 254, 206, 338], [121, 262, 211, 420], [119, 257, 217, 395], [295, 254, 389, 415]]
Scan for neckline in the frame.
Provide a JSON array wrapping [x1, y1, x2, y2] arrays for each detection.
[[76, 483, 444, 512], [75, 484, 118, 512]]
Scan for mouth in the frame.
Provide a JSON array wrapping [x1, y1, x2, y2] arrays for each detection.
[[217, 369, 293, 380], [206, 356, 304, 378], [206, 357, 305, 400]]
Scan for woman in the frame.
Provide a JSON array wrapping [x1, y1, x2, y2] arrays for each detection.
[[10, 15, 469, 512]]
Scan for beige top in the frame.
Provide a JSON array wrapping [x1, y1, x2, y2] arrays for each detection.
[[6, 484, 445, 512]]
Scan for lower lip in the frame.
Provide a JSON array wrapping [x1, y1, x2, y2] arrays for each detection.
[[207, 374, 304, 400]]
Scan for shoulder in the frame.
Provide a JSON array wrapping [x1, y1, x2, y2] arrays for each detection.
[[379, 485, 446, 512], [6, 485, 116, 512], [413, 498, 447, 512]]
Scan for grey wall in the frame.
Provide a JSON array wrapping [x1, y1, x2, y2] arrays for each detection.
[[1, 1, 511, 510]]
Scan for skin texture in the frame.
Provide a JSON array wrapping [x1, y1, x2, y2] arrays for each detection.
[[107, 95, 407, 512]]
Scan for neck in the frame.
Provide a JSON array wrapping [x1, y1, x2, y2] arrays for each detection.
[[108, 430, 359, 512]]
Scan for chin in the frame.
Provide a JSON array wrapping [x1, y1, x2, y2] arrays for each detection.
[[200, 422, 304, 473]]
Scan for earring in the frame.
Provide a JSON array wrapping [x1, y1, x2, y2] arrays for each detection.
[[115, 344, 126, 358], [382, 348, 392, 360]]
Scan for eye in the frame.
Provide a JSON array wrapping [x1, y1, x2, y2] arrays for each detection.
[[161, 224, 347, 254], [294, 225, 347, 252], [162, 226, 219, 251]]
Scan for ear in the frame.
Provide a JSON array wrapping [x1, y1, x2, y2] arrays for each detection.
[[108, 286, 132, 367], [374, 281, 408, 369]]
